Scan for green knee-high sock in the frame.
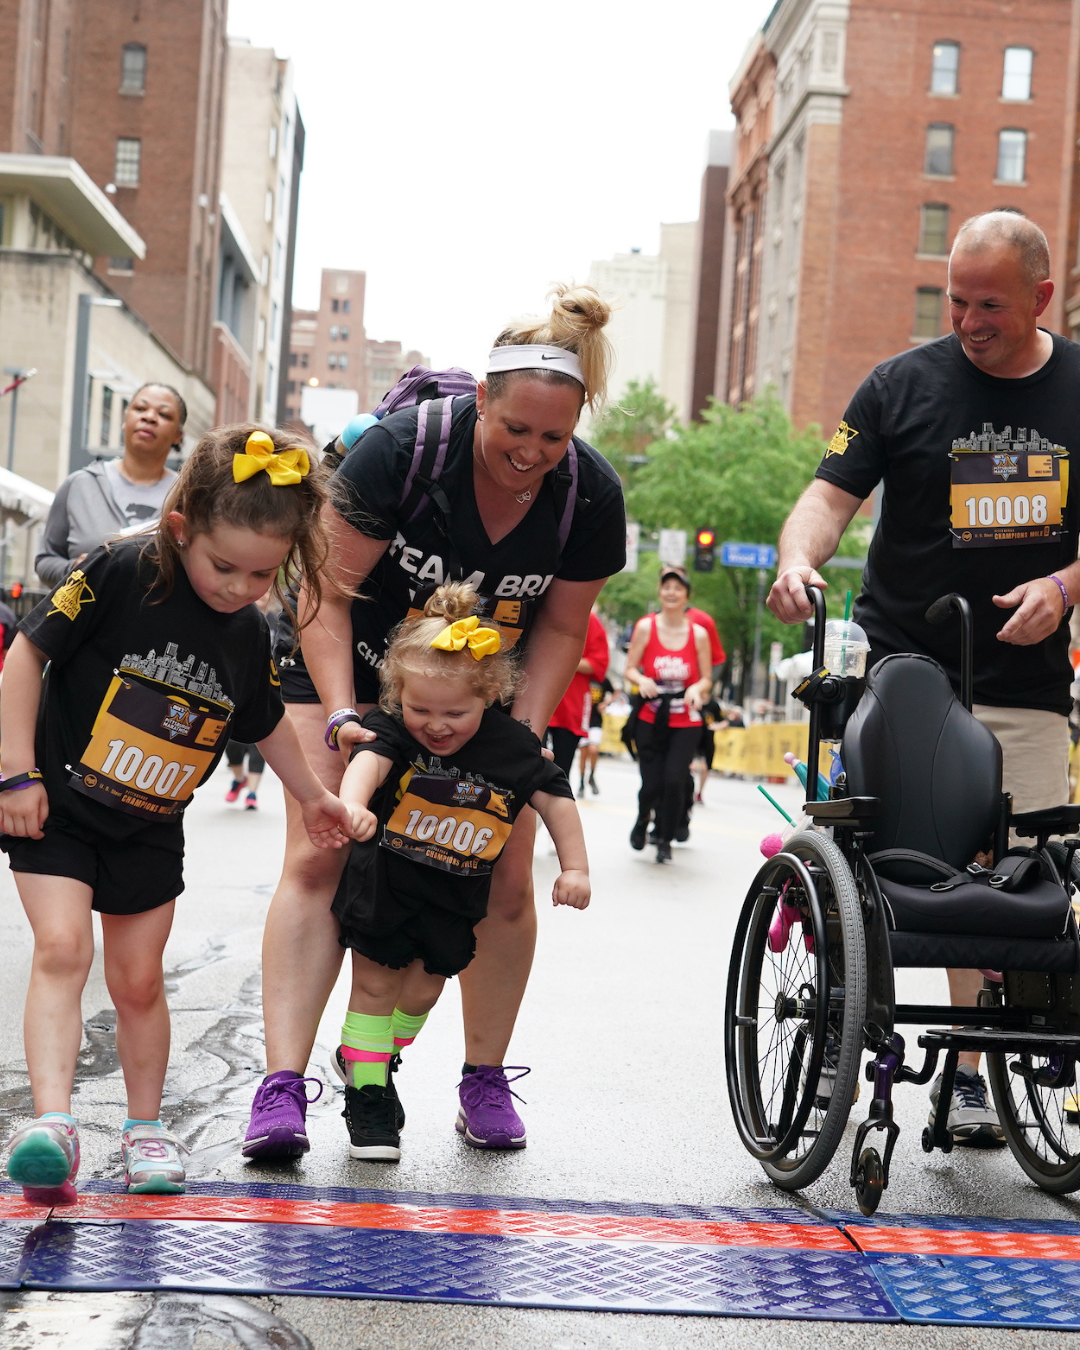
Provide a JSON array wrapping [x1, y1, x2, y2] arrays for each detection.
[[391, 1008, 429, 1059], [341, 1012, 393, 1089]]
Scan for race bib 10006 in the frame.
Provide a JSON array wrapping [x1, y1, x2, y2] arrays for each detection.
[[381, 770, 513, 875], [72, 674, 230, 821], [950, 427, 1068, 548]]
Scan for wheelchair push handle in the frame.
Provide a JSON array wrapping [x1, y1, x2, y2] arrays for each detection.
[[804, 585, 828, 802], [805, 584, 828, 671], [925, 592, 973, 711]]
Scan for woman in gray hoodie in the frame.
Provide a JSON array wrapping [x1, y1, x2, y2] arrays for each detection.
[[36, 383, 186, 587]]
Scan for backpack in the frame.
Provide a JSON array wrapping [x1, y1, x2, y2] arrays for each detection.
[[367, 363, 582, 556]]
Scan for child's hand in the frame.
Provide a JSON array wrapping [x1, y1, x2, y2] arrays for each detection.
[[553, 869, 590, 910], [299, 790, 353, 849], [0, 782, 48, 840], [346, 803, 378, 842]]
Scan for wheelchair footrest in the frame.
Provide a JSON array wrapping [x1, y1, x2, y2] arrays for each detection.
[[919, 1028, 1080, 1055]]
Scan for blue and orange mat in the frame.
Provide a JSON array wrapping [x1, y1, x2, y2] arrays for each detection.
[[0, 1180, 1079, 1327]]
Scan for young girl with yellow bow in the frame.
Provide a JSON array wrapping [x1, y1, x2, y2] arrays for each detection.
[[0, 425, 352, 1203], [331, 581, 590, 1162]]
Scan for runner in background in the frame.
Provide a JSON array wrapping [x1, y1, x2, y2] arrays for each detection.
[[672, 568, 725, 841], [577, 676, 613, 795], [546, 607, 609, 779]]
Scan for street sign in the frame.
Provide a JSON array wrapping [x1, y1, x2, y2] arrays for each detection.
[[721, 541, 777, 569], [623, 521, 640, 573], [658, 529, 687, 567]]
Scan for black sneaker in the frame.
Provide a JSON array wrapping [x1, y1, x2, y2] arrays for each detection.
[[674, 824, 690, 843], [343, 1084, 401, 1161], [656, 841, 672, 863], [630, 819, 648, 850], [332, 1047, 405, 1131]]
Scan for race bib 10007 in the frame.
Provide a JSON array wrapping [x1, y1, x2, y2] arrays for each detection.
[[949, 426, 1068, 548], [71, 674, 230, 821], [381, 770, 513, 875]]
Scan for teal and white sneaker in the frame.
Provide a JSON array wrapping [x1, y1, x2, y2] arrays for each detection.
[[122, 1124, 189, 1194], [7, 1114, 80, 1205]]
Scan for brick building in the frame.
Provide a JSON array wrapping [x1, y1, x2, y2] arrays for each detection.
[[721, 0, 1080, 433], [284, 269, 367, 424]]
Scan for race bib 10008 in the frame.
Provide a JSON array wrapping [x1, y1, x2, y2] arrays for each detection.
[[381, 770, 513, 875], [949, 427, 1068, 548], [71, 674, 230, 821]]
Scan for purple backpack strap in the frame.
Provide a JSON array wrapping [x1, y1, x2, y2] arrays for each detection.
[[399, 396, 458, 525], [556, 440, 579, 553]]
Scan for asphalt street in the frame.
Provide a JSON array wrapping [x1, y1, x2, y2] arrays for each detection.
[[0, 752, 1079, 1348]]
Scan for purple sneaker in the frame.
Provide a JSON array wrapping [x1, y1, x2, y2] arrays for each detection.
[[455, 1065, 529, 1150], [243, 1071, 323, 1159]]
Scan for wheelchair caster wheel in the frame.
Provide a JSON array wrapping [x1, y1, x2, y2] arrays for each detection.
[[921, 1127, 934, 1153], [855, 1147, 884, 1217]]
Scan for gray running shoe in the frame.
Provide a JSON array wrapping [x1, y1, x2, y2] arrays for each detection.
[[928, 1064, 1005, 1147]]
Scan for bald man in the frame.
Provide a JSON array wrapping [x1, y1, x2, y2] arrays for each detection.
[[769, 210, 1080, 1148]]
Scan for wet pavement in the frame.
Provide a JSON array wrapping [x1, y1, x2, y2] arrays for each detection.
[[1, 755, 1079, 1347]]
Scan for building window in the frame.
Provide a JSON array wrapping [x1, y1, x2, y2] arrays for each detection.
[[342, 299, 351, 313], [930, 41, 959, 95], [331, 299, 339, 313], [914, 287, 942, 339], [120, 43, 146, 94], [114, 137, 142, 187], [107, 256, 134, 274], [289, 351, 297, 367], [300, 352, 308, 368], [341, 326, 349, 341], [328, 353, 338, 369], [287, 379, 296, 395], [1002, 47, 1033, 101], [264, 189, 273, 223], [338, 353, 348, 370], [100, 386, 113, 447], [329, 325, 339, 340], [924, 124, 954, 176], [919, 203, 949, 255], [997, 129, 1027, 183]]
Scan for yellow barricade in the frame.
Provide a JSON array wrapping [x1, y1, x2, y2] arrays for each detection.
[[712, 723, 809, 780], [600, 712, 628, 756]]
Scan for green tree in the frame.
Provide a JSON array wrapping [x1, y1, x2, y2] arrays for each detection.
[[591, 379, 673, 483], [609, 393, 867, 697]]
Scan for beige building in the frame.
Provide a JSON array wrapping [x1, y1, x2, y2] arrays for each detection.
[[0, 156, 213, 491], [366, 340, 428, 412], [588, 225, 697, 420], [219, 39, 300, 426]]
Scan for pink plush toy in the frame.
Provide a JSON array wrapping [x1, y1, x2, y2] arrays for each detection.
[[760, 833, 784, 858]]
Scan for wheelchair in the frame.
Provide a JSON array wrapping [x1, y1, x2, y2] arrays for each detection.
[[725, 587, 1080, 1216]]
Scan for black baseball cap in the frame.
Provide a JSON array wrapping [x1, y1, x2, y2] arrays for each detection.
[[659, 564, 691, 592]]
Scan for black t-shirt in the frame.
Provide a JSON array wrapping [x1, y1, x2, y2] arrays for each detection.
[[18, 540, 283, 844], [329, 396, 626, 700], [817, 332, 1080, 713], [336, 706, 573, 926]]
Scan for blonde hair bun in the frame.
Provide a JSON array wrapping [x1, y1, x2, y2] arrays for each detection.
[[490, 282, 613, 413], [422, 582, 482, 623]]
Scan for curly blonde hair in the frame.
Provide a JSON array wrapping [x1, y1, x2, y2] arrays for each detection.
[[379, 583, 520, 717]]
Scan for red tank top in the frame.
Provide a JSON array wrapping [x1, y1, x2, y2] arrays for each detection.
[[637, 614, 702, 727]]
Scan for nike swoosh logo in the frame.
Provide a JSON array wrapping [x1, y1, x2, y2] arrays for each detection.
[[541, 354, 560, 361]]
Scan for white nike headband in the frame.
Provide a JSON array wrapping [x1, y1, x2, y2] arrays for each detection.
[[486, 344, 585, 387]]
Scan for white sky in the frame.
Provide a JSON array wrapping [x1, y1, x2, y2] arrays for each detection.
[[226, 0, 775, 374]]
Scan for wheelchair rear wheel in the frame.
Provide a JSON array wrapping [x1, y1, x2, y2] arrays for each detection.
[[726, 830, 867, 1190], [987, 977, 1080, 1195]]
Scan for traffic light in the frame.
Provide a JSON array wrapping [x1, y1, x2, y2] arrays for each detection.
[[694, 527, 716, 572]]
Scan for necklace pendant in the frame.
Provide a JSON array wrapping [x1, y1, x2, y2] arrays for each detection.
[[515, 489, 532, 504]]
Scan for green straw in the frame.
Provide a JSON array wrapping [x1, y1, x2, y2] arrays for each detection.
[[844, 589, 852, 621], [757, 785, 793, 822]]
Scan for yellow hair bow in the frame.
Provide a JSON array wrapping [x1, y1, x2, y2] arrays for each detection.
[[233, 431, 311, 486], [430, 615, 502, 660]]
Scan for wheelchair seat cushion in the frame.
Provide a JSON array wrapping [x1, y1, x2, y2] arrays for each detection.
[[842, 653, 1002, 875], [877, 873, 1070, 939]]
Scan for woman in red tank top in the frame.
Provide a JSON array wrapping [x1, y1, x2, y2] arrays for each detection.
[[623, 565, 713, 863]]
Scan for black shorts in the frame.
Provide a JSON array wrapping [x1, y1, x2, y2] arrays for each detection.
[[337, 905, 478, 979], [274, 642, 381, 707], [1, 818, 184, 916], [697, 728, 716, 763]]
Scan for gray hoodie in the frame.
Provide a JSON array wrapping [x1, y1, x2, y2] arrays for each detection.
[[35, 461, 134, 587]]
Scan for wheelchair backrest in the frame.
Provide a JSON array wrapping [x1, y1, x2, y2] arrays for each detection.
[[841, 653, 1002, 869]]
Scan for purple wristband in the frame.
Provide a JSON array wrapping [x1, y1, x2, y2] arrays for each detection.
[[324, 709, 362, 750], [0, 770, 44, 792], [1048, 574, 1070, 611]]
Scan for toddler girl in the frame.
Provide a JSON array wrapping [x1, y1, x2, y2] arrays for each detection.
[[0, 426, 351, 1202], [332, 583, 590, 1161]]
